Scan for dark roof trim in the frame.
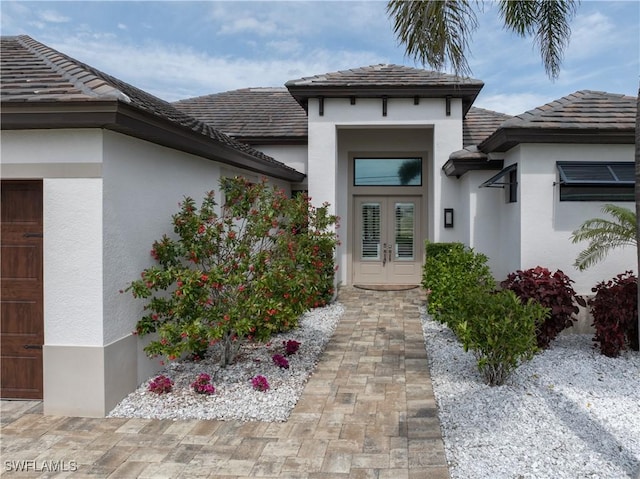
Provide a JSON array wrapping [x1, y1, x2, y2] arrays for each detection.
[[231, 136, 309, 146], [286, 85, 482, 115], [1, 101, 306, 183], [480, 163, 517, 188], [479, 127, 635, 153], [442, 158, 503, 178]]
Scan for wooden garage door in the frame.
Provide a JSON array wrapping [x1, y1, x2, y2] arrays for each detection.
[[1, 180, 44, 399]]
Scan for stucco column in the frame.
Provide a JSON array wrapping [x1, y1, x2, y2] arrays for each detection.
[[44, 178, 107, 417], [307, 122, 338, 215]]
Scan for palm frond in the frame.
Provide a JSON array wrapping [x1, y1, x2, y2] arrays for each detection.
[[533, 0, 578, 80], [387, 0, 478, 77], [498, 0, 537, 36], [571, 204, 636, 271], [498, 0, 578, 80]]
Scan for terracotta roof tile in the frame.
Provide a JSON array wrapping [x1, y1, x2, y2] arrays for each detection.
[[285, 64, 484, 115], [1, 35, 299, 177], [174, 88, 307, 141], [285, 64, 483, 87], [502, 90, 636, 130], [463, 107, 512, 147], [177, 87, 509, 145], [479, 90, 637, 152]]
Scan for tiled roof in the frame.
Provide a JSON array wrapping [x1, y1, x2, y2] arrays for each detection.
[[463, 107, 513, 147], [1, 36, 127, 102], [443, 107, 512, 177], [1, 35, 303, 181], [174, 88, 307, 141], [285, 64, 484, 115], [286, 64, 483, 87], [502, 90, 636, 129], [480, 90, 637, 152], [175, 90, 513, 148]]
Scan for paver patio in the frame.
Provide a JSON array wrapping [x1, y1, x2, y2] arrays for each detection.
[[0, 286, 449, 478]]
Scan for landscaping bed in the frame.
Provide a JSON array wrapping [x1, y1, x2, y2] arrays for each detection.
[[421, 308, 640, 479], [108, 302, 343, 422]]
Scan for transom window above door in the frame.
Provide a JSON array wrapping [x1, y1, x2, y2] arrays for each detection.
[[354, 158, 422, 186]]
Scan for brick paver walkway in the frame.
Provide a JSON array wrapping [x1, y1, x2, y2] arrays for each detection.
[[1, 287, 449, 478]]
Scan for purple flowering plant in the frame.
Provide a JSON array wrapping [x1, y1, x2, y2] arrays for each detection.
[[283, 339, 301, 356], [272, 353, 289, 369], [191, 373, 215, 395], [251, 375, 270, 391], [148, 374, 173, 394]]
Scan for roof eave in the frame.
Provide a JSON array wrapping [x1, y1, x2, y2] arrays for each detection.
[[0, 101, 306, 183], [231, 135, 309, 146], [479, 127, 636, 153], [442, 158, 504, 178], [285, 84, 483, 115]]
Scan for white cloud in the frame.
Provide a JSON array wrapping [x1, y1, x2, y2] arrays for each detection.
[[117, 23, 127, 31], [48, 36, 386, 101], [265, 39, 303, 56], [217, 16, 281, 37], [38, 9, 70, 24], [209, 1, 392, 40], [473, 93, 556, 116], [566, 11, 615, 59], [27, 21, 45, 30]]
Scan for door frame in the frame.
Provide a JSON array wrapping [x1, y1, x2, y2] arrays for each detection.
[[346, 151, 428, 286]]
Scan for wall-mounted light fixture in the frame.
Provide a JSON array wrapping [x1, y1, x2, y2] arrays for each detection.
[[444, 208, 454, 228]]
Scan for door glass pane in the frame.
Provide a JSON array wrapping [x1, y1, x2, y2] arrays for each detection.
[[395, 203, 414, 260], [361, 203, 381, 260]]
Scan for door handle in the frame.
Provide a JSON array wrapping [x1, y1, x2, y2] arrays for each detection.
[[23, 344, 43, 350], [387, 244, 393, 262], [23, 233, 43, 238], [382, 243, 387, 266]]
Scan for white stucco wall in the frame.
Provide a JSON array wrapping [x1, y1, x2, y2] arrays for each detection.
[[254, 144, 308, 182], [101, 131, 225, 346], [471, 143, 634, 293], [0, 129, 103, 166], [1, 130, 105, 346], [517, 143, 635, 294], [45, 179, 104, 345]]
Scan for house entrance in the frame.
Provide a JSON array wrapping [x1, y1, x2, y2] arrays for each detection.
[[353, 196, 422, 286], [1, 180, 44, 399]]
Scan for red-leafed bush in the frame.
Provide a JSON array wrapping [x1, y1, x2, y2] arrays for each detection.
[[501, 267, 586, 349], [589, 271, 638, 357]]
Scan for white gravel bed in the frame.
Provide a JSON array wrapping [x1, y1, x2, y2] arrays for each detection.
[[421, 306, 640, 479], [108, 302, 344, 422]]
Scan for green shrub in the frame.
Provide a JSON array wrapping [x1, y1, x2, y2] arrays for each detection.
[[126, 177, 338, 366], [422, 242, 495, 325], [424, 242, 459, 260], [455, 290, 549, 386]]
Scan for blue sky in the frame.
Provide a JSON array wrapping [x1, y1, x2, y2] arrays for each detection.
[[2, 0, 638, 114]]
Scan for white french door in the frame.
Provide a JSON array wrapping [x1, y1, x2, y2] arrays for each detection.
[[353, 196, 422, 285]]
